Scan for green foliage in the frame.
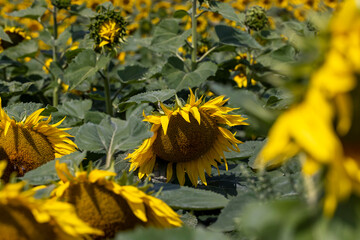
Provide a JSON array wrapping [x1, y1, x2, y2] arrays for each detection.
[[64, 49, 111, 89], [75, 116, 152, 154], [114, 227, 230, 240], [154, 183, 229, 210]]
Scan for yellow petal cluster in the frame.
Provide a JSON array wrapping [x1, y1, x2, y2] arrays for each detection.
[[254, 0, 360, 215], [0, 99, 77, 180], [127, 89, 248, 186], [0, 161, 102, 240], [52, 161, 182, 238]]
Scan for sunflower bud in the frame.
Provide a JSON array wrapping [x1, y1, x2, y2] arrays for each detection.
[[89, 7, 127, 50], [51, 0, 71, 9], [245, 6, 269, 31]]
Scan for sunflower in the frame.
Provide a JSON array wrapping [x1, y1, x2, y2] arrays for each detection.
[[0, 161, 103, 240], [52, 161, 182, 239], [254, 0, 360, 216], [126, 90, 248, 186], [89, 8, 127, 49], [0, 99, 77, 181], [0, 27, 30, 52]]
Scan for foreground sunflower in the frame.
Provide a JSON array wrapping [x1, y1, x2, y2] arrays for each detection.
[[0, 99, 77, 180], [254, 0, 360, 215], [0, 161, 103, 240], [52, 161, 182, 239], [126, 90, 248, 186]]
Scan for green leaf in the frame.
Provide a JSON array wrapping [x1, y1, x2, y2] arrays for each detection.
[[64, 49, 111, 90], [2, 40, 38, 59], [57, 99, 92, 120], [126, 89, 176, 104], [75, 116, 152, 154], [154, 183, 229, 210], [215, 25, 262, 49], [7, 6, 46, 19], [173, 9, 189, 18], [208, 191, 258, 232], [151, 19, 191, 53], [117, 65, 149, 82], [163, 58, 218, 91], [208, 2, 242, 23], [20, 151, 86, 185], [0, 26, 12, 43], [270, 45, 296, 62], [4, 102, 43, 122], [224, 140, 266, 160], [115, 227, 229, 240]]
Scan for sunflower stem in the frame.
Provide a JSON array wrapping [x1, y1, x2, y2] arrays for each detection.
[[103, 65, 113, 116], [52, 5, 60, 107], [2, 68, 7, 81], [191, 0, 198, 71]]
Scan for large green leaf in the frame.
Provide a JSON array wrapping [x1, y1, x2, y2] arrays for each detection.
[[163, 57, 218, 91], [117, 65, 149, 82], [126, 89, 176, 104], [75, 116, 152, 154], [4, 102, 43, 122], [115, 227, 229, 240], [57, 99, 92, 120], [208, 191, 258, 232], [2, 40, 38, 59], [208, 1, 242, 23], [154, 183, 229, 210], [151, 19, 191, 53], [7, 6, 46, 19], [64, 49, 111, 90], [215, 25, 262, 49], [20, 151, 86, 185]]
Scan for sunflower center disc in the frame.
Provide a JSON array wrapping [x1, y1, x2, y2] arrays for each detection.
[[64, 182, 143, 238], [153, 111, 218, 163], [0, 125, 54, 179]]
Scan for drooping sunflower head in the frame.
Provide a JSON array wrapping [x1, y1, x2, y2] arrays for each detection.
[[0, 161, 103, 240], [0, 27, 30, 52], [0, 99, 77, 181], [126, 89, 249, 186], [89, 7, 127, 49], [52, 161, 182, 239]]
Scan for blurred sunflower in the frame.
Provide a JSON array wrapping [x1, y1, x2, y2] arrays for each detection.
[[254, 0, 360, 216], [0, 27, 30, 52], [52, 161, 182, 239], [233, 53, 257, 88], [0, 99, 77, 181], [126, 90, 248, 186], [0, 161, 102, 240]]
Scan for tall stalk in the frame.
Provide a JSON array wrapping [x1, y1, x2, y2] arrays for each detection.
[[52, 5, 60, 107], [103, 63, 113, 116], [191, 0, 198, 71]]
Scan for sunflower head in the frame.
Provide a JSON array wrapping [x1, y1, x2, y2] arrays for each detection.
[[52, 161, 182, 239], [0, 161, 102, 240], [245, 6, 269, 31], [126, 89, 249, 186], [89, 7, 127, 50], [0, 27, 30, 52], [0, 99, 77, 181]]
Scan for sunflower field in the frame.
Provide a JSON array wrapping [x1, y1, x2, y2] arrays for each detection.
[[0, 0, 359, 239]]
